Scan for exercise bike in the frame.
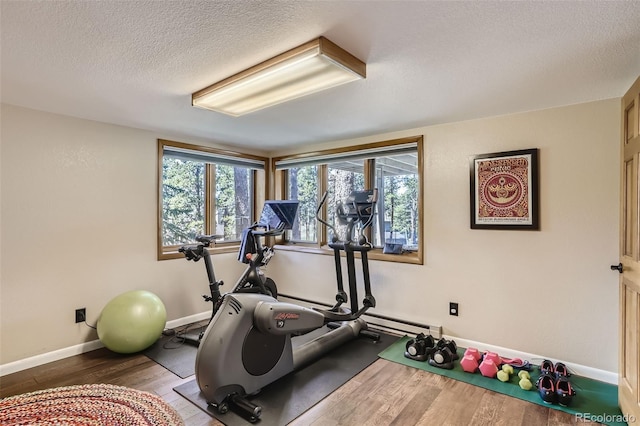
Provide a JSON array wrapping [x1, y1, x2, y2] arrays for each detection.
[[194, 189, 379, 422], [178, 200, 299, 346]]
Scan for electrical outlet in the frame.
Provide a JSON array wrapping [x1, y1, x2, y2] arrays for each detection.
[[75, 308, 86, 323], [449, 302, 459, 316]]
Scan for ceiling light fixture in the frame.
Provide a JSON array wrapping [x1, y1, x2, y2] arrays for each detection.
[[192, 36, 366, 117]]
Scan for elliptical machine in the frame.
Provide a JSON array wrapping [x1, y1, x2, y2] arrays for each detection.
[[316, 189, 378, 318], [194, 189, 379, 422], [178, 200, 299, 345]]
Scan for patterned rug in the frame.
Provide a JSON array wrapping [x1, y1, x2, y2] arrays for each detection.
[[0, 383, 184, 425]]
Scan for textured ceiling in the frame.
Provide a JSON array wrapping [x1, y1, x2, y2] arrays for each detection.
[[1, 1, 639, 152]]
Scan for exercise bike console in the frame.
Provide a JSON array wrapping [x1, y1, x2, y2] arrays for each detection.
[[178, 201, 299, 347]]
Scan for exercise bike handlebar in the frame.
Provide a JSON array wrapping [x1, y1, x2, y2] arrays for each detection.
[[249, 225, 285, 237], [179, 234, 225, 262], [197, 234, 223, 244]]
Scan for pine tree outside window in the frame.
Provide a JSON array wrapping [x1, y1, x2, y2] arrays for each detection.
[[274, 136, 423, 265], [287, 165, 319, 243], [158, 140, 268, 260]]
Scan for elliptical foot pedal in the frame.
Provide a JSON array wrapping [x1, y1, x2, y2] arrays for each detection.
[[326, 321, 342, 330], [230, 394, 262, 423], [359, 329, 380, 341], [213, 401, 229, 414]]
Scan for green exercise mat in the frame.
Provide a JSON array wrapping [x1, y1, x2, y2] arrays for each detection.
[[379, 336, 627, 426]]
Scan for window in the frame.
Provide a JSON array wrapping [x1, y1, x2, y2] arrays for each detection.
[[287, 165, 319, 242], [274, 136, 423, 264], [158, 139, 267, 260], [327, 161, 365, 242], [372, 152, 419, 251]]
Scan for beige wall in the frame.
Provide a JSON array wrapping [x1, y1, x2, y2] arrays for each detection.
[[0, 104, 248, 364], [1, 99, 620, 373], [269, 98, 621, 373]]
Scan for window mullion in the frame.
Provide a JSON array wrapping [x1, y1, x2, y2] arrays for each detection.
[[206, 164, 215, 235], [364, 159, 374, 243], [281, 170, 290, 244], [252, 169, 258, 223], [319, 164, 328, 247]]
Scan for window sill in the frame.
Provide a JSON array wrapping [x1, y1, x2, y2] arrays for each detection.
[[274, 243, 423, 265]]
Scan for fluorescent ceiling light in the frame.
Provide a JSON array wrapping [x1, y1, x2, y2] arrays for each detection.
[[192, 37, 366, 117]]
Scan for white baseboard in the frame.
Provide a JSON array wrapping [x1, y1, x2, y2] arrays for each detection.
[[0, 311, 212, 377], [274, 295, 619, 385], [447, 335, 618, 385], [165, 311, 210, 329], [0, 312, 618, 385], [0, 340, 105, 377]]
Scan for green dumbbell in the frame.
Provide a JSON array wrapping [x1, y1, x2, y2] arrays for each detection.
[[497, 364, 514, 382], [518, 370, 532, 390]]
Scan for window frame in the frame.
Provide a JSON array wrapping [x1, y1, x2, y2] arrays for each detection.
[[157, 139, 269, 260], [285, 164, 321, 244], [273, 136, 424, 265]]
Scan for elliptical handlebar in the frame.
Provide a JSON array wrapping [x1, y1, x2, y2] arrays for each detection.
[[355, 188, 378, 229], [316, 188, 378, 248], [353, 188, 377, 247], [316, 191, 338, 243], [314, 188, 379, 321]]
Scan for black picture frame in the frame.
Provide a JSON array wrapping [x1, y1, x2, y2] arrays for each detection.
[[469, 148, 539, 230]]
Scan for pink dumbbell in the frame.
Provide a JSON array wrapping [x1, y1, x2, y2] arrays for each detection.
[[483, 351, 501, 366], [460, 354, 479, 373], [479, 358, 499, 378], [463, 347, 481, 361]]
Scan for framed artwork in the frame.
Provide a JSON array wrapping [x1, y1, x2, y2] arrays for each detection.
[[470, 148, 539, 230]]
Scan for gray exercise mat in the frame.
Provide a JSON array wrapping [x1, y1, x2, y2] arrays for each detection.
[[143, 323, 207, 378], [174, 330, 398, 425]]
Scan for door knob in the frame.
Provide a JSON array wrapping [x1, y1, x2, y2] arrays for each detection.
[[610, 263, 623, 273]]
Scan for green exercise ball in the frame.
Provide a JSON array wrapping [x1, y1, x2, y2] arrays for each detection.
[[97, 290, 166, 354]]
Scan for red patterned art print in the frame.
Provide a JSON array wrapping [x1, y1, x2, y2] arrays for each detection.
[[470, 149, 539, 230]]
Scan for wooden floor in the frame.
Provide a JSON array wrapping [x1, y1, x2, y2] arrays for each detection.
[[0, 347, 593, 425]]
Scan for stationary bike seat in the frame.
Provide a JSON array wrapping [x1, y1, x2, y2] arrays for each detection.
[[196, 234, 224, 245]]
